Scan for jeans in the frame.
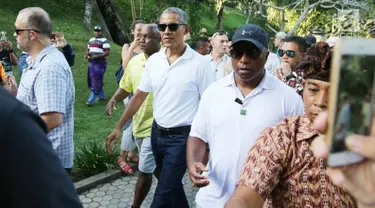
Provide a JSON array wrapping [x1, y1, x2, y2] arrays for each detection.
[[150, 121, 189, 208], [87, 90, 105, 104]]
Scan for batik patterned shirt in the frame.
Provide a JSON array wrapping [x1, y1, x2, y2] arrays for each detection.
[[238, 115, 355, 208], [274, 68, 304, 95]]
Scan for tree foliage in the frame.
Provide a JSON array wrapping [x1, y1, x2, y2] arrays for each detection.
[[113, 0, 213, 42]]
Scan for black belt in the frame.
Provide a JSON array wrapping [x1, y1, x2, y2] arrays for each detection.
[[155, 122, 191, 136]]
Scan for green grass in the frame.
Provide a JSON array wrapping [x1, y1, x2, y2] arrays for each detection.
[[0, 0, 124, 153], [0, 0, 249, 172]]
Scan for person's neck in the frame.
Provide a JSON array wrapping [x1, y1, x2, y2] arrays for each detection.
[[234, 70, 265, 96], [145, 47, 160, 59], [29, 43, 48, 59], [211, 50, 224, 61], [166, 43, 186, 58]]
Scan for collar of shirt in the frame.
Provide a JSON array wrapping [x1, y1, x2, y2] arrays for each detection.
[[296, 114, 319, 142], [223, 71, 275, 90], [207, 53, 229, 62], [160, 43, 194, 61], [28, 45, 55, 69], [222, 71, 275, 100]]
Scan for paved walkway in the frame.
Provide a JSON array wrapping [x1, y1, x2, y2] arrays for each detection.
[[79, 172, 199, 208]]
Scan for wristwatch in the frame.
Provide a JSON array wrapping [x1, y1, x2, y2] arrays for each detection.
[[8, 49, 14, 53]]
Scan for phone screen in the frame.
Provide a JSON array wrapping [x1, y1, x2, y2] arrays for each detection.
[[331, 55, 375, 154]]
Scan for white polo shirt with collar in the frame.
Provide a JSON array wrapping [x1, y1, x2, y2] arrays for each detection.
[[205, 53, 232, 81], [138, 44, 214, 128], [190, 71, 305, 208]]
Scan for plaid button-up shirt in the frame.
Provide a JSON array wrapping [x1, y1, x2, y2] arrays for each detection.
[[17, 45, 75, 168]]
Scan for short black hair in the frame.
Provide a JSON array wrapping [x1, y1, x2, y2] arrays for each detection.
[[284, 36, 307, 52], [131, 20, 145, 30], [195, 37, 210, 50]]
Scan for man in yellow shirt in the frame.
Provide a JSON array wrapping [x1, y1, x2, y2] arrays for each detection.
[[106, 24, 160, 208]]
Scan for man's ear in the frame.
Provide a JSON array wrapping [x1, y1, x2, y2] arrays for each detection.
[[184, 25, 191, 36], [263, 50, 269, 63]]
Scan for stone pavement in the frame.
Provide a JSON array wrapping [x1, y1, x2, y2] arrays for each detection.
[[79, 172, 199, 208]]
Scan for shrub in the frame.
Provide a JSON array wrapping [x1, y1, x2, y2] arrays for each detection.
[[72, 141, 118, 181]]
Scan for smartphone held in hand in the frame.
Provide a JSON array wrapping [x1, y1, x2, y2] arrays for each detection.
[[327, 38, 375, 167]]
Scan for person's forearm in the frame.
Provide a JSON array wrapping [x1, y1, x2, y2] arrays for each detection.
[[224, 198, 251, 208], [93, 52, 109, 59], [121, 45, 136, 69], [358, 204, 375, 208], [112, 88, 129, 102], [40, 113, 63, 132], [9, 52, 18, 65], [187, 136, 207, 167], [115, 90, 147, 130]]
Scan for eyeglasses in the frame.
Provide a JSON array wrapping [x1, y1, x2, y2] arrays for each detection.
[[94, 30, 101, 32], [158, 23, 186, 32], [230, 48, 266, 60], [278, 49, 296, 58], [14, 28, 40, 35]]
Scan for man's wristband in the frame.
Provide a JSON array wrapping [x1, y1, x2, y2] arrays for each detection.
[[8, 49, 14, 53]]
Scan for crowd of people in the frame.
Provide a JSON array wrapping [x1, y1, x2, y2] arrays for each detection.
[[1, 5, 375, 208]]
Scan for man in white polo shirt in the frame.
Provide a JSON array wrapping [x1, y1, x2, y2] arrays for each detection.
[[106, 7, 214, 208], [205, 31, 232, 81], [186, 24, 305, 208]]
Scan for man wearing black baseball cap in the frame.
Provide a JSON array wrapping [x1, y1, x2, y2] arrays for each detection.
[[187, 24, 304, 208]]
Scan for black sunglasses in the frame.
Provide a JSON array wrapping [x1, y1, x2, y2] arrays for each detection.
[[94, 30, 101, 32], [230, 48, 265, 60], [158, 23, 186, 32], [14, 28, 40, 35], [278, 49, 296, 58]]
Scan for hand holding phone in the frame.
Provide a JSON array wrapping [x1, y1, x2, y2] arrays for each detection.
[[312, 112, 375, 207], [327, 38, 375, 167]]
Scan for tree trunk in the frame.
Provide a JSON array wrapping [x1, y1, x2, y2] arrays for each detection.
[[83, 0, 93, 31], [139, 0, 144, 18], [130, 0, 137, 22], [216, 0, 224, 31], [95, 0, 128, 45], [281, 10, 285, 31]]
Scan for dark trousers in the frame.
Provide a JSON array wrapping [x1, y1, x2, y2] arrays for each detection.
[[150, 121, 190, 208]]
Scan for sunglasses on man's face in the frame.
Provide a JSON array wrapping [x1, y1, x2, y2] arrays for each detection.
[[278, 49, 296, 58], [14, 28, 40, 36], [230, 47, 264, 60], [158, 23, 186, 32]]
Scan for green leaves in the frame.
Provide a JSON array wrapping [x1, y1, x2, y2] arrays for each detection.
[[72, 141, 118, 181]]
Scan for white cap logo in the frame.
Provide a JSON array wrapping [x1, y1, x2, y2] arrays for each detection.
[[241, 30, 253, 36]]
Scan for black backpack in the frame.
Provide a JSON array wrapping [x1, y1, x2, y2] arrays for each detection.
[[115, 65, 124, 84]]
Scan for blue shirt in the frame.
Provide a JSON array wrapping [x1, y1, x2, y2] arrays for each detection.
[[17, 45, 75, 168]]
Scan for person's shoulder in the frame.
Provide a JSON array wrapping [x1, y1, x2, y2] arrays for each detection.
[[88, 37, 95, 42], [98, 37, 109, 43], [48, 49, 70, 68], [262, 115, 305, 143], [0, 89, 30, 128], [147, 50, 164, 63], [202, 75, 228, 95], [127, 53, 145, 69], [267, 73, 300, 97]]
